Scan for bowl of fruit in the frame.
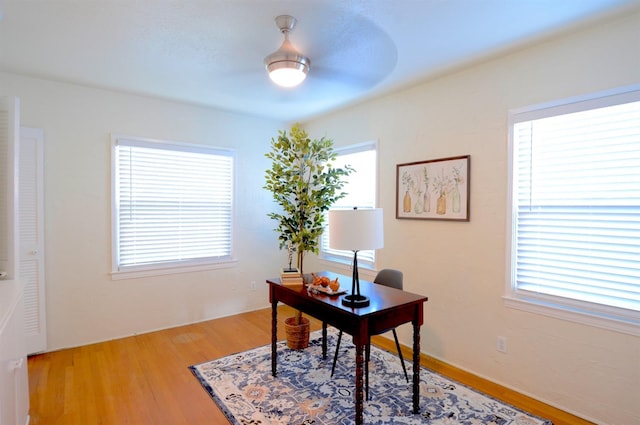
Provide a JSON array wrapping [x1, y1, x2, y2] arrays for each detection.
[[308, 273, 344, 295]]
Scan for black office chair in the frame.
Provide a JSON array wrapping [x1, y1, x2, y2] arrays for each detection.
[[330, 268, 409, 399]]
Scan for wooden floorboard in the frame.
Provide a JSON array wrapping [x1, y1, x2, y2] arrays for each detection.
[[28, 305, 593, 425]]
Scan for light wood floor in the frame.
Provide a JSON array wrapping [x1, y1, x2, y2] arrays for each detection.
[[28, 305, 593, 425]]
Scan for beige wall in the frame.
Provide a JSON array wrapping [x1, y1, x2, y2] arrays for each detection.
[[0, 71, 286, 350], [304, 10, 640, 425]]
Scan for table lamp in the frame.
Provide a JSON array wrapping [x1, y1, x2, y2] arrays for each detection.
[[329, 207, 384, 307]]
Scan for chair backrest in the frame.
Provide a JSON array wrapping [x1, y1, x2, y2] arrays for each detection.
[[373, 269, 403, 290]]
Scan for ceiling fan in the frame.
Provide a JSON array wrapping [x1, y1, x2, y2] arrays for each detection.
[[261, 13, 396, 93], [264, 15, 311, 88]]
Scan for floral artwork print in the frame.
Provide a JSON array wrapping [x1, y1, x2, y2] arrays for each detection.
[[396, 155, 470, 220]]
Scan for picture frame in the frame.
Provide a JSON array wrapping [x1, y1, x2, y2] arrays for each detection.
[[396, 155, 470, 221]]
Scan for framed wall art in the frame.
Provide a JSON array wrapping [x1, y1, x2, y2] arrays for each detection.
[[396, 155, 470, 221]]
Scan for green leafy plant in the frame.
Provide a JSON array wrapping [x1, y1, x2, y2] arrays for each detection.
[[264, 123, 353, 274]]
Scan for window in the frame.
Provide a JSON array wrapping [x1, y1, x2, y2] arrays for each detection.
[[321, 142, 378, 267], [507, 87, 640, 335], [111, 135, 234, 278]]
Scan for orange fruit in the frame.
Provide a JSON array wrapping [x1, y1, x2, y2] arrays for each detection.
[[329, 278, 340, 291]]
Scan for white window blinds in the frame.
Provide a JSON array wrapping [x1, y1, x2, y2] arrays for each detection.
[[113, 136, 234, 273], [510, 91, 640, 326]]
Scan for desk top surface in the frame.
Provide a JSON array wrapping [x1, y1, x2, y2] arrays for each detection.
[[267, 271, 428, 317]]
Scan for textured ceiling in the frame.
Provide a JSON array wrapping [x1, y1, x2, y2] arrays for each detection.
[[1, 0, 638, 121]]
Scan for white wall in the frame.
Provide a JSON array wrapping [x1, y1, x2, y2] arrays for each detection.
[[305, 10, 640, 425], [0, 71, 285, 350]]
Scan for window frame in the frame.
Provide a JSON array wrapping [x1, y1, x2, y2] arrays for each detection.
[[110, 134, 237, 280], [505, 85, 640, 336], [320, 141, 379, 269]]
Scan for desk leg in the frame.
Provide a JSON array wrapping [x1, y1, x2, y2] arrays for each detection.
[[412, 320, 420, 414], [271, 300, 278, 377], [354, 341, 365, 425], [322, 322, 328, 359]]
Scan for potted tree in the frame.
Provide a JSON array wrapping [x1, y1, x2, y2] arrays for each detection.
[[264, 123, 352, 348]]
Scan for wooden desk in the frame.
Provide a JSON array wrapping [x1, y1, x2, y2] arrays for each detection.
[[267, 271, 428, 425]]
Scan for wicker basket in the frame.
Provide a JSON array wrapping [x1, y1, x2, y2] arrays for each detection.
[[284, 316, 310, 349]]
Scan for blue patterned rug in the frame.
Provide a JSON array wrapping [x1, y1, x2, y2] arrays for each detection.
[[190, 329, 552, 424]]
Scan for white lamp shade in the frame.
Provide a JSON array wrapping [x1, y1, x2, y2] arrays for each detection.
[[329, 208, 384, 251]]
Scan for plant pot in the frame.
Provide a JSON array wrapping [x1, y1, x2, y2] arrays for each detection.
[[284, 316, 310, 349]]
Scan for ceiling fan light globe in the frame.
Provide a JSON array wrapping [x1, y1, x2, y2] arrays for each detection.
[[267, 61, 308, 87]]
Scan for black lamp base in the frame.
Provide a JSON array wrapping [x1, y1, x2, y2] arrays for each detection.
[[342, 294, 370, 308]]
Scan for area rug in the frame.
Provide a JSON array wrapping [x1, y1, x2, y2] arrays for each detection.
[[190, 329, 552, 425]]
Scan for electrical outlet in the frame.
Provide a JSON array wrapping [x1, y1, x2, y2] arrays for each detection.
[[250, 281, 257, 291], [497, 336, 507, 353]]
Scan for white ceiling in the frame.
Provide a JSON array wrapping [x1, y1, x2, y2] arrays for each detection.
[[1, 0, 638, 122]]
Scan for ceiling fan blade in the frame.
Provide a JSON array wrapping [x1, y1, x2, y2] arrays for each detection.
[[310, 65, 384, 90], [303, 12, 398, 91]]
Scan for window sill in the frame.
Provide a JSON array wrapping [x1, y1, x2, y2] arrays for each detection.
[[111, 258, 238, 280], [316, 257, 377, 281], [503, 295, 640, 337]]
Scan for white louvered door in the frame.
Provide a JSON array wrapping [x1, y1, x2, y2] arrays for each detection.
[[19, 127, 46, 354]]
